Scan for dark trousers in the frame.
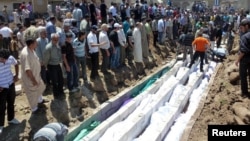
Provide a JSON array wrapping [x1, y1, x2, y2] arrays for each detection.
[[3, 37, 11, 50], [0, 83, 16, 126], [239, 57, 250, 94], [188, 51, 205, 71], [47, 64, 64, 97], [153, 31, 158, 46], [90, 52, 99, 79], [100, 49, 110, 72], [66, 62, 78, 90]]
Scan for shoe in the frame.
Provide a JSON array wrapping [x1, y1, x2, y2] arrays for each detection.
[[0, 126, 3, 134], [8, 118, 20, 124]]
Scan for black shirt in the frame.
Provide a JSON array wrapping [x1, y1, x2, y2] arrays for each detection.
[[109, 30, 120, 47], [61, 41, 75, 63], [100, 3, 107, 17], [240, 32, 250, 55]]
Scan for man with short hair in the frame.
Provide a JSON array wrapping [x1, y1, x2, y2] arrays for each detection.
[[235, 20, 250, 97], [72, 3, 83, 28], [87, 25, 106, 80], [73, 31, 89, 85], [188, 32, 210, 72], [99, 24, 111, 73], [44, 33, 65, 99], [20, 38, 47, 114], [0, 49, 20, 135]]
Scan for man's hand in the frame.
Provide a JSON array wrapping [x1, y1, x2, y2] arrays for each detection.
[[32, 80, 38, 86], [14, 75, 19, 82], [235, 60, 239, 66], [66, 66, 70, 72]]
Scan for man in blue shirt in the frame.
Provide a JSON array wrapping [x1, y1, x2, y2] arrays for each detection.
[[0, 49, 20, 135]]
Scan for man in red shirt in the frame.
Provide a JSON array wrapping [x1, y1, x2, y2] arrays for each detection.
[[188, 32, 210, 72]]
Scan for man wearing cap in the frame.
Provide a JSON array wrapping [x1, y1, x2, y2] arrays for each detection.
[[46, 16, 57, 42], [87, 25, 106, 80], [24, 20, 39, 41], [109, 23, 121, 71], [20, 38, 47, 114], [235, 20, 250, 97]]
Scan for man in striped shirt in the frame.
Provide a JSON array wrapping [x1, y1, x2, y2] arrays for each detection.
[[0, 49, 20, 135]]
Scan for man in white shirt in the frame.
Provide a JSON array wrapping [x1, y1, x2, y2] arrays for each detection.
[[109, 2, 117, 19], [0, 23, 13, 50], [99, 24, 111, 74], [87, 25, 106, 80], [117, 24, 127, 66], [157, 16, 165, 45]]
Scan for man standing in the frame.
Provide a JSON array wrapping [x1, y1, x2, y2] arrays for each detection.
[[72, 3, 83, 28], [100, 0, 107, 24], [182, 29, 195, 62], [99, 24, 111, 74], [36, 27, 49, 89], [235, 20, 250, 97], [62, 33, 79, 93], [87, 25, 106, 80], [133, 22, 144, 75], [0, 49, 20, 135], [44, 33, 65, 99], [109, 23, 121, 71], [2, 6, 8, 23], [20, 38, 47, 114], [89, 0, 97, 26], [0, 23, 13, 50], [46, 16, 57, 42], [188, 32, 210, 72], [73, 31, 89, 85], [80, 15, 91, 33], [141, 16, 149, 58]]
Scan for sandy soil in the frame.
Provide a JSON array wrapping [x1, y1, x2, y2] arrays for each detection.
[[0, 34, 176, 141]]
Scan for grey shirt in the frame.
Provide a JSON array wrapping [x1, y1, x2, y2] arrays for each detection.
[[43, 42, 62, 66], [36, 37, 49, 63]]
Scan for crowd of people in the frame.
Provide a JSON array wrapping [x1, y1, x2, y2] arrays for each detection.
[[1, 0, 250, 139]]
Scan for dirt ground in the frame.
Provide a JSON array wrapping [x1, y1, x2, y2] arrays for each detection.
[[188, 36, 250, 141]]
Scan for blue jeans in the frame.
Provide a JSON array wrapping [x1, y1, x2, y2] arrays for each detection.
[[158, 32, 163, 44], [66, 62, 79, 90], [110, 46, 120, 69], [75, 56, 87, 82]]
